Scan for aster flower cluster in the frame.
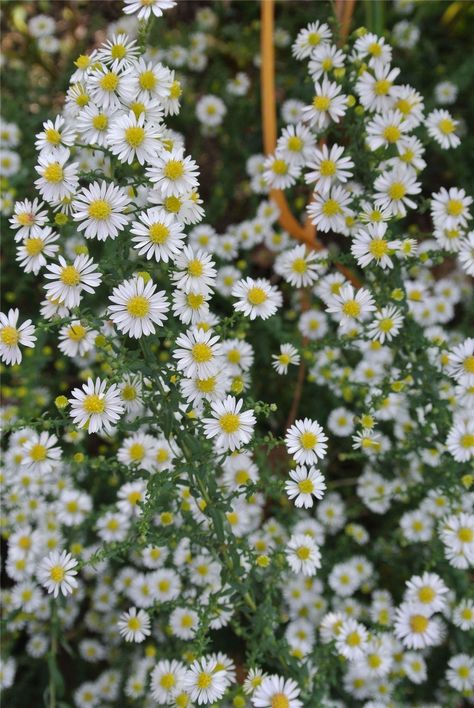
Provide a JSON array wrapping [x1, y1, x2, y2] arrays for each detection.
[[1, 4, 473, 708]]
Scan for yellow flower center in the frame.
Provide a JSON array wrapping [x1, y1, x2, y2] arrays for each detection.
[[66, 501, 79, 513], [25, 237, 44, 256], [313, 95, 331, 111], [187, 259, 203, 277], [29, 443, 47, 461], [322, 199, 341, 216], [126, 296, 150, 318], [88, 199, 112, 220], [247, 287, 267, 305], [156, 448, 169, 463], [111, 43, 127, 59], [187, 293, 205, 309], [60, 265, 81, 286], [68, 324, 87, 341], [298, 479, 314, 494], [374, 79, 391, 96], [197, 672, 212, 689], [418, 586, 435, 603], [458, 666, 470, 679], [322, 57, 333, 71], [438, 118, 455, 134], [75, 55, 90, 69], [45, 128, 62, 145], [342, 300, 361, 317], [410, 615, 428, 633], [278, 353, 291, 365], [50, 565, 65, 582], [296, 546, 311, 560], [368, 654, 382, 668], [1, 326, 19, 346], [272, 159, 288, 175], [191, 342, 213, 363], [378, 317, 394, 333], [320, 159, 336, 177], [121, 384, 137, 401], [271, 695, 290, 708], [463, 356, 474, 373], [127, 491, 142, 505], [160, 673, 175, 690], [287, 136, 303, 151], [368, 42, 382, 56], [195, 376, 216, 393], [17, 212, 35, 226], [383, 125, 401, 143], [125, 126, 146, 148], [369, 239, 389, 258], [300, 431, 317, 449], [460, 435, 474, 450], [388, 183, 406, 200], [80, 392, 105, 417], [292, 257, 308, 274], [129, 443, 145, 461], [139, 70, 157, 91], [100, 72, 119, 92], [164, 195, 182, 213], [92, 114, 109, 131], [127, 616, 141, 631], [170, 80, 182, 99], [149, 223, 170, 244], [43, 163, 64, 183], [219, 413, 240, 434], [447, 199, 463, 216], [346, 631, 361, 646]]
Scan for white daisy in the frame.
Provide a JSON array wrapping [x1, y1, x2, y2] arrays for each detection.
[[263, 152, 300, 190], [58, 320, 97, 358], [326, 283, 376, 331], [374, 164, 421, 217], [150, 659, 187, 704], [37, 550, 78, 598], [9, 198, 48, 241], [356, 65, 400, 113], [275, 245, 321, 287], [76, 104, 112, 147], [171, 246, 217, 294], [88, 65, 134, 110], [183, 657, 227, 705], [107, 111, 162, 165], [203, 395, 256, 452], [146, 148, 200, 197], [21, 431, 62, 476], [173, 327, 222, 379], [118, 607, 151, 643], [123, 0, 176, 21], [16, 227, 59, 274], [367, 305, 404, 343], [108, 276, 169, 338], [0, 309, 36, 365], [96, 33, 139, 71], [351, 223, 400, 269], [69, 377, 124, 434], [272, 343, 300, 375], [44, 254, 102, 308], [292, 21, 332, 61], [302, 77, 347, 130], [394, 603, 442, 649], [72, 181, 131, 241], [305, 143, 354, 194], [130, 207, 185, 262], [285, 465, 326, 508], [426, 109, 460, 149], [34, 147, 79, 202], [307, 185, 353, 233], [34, 115, 75, 156], [251, 674, 302, 708], [285, 533, 322, 576], [231, 277, 282, 320], [285, 418, 328, 464]]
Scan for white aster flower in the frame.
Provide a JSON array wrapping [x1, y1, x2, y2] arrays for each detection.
[[183, 657, 227, 705], [173, 327, 222, 379], [251, 674, 302, 708], [326, 283, 376, 331], [34, 147, 79, 202], [232, 277, 282, 320], [272, 343, 300, 374], [123, 0, 176, 20], [10, 198, 48, 241], [34, 115, 75, 156], [374, 164, 421, 217], [16, 227, 59, 275], [69, 377, 124, 434], [367, 305, 404, 343], [426, 109, 460, 149], [108, 276, 169, 338], [0, 309, 36, 365], [305, 143, 354, 194], [146, 147, 199, 197], [351, 223, 400, 269], [38, 550, 78, 598], [107, 111, 162, 165], [286, 533, 322, 576], [302, 77, 347, 130], [130, 207, 185, 262], [203, 395, 256, 452], [285, 465, 326, 508], [72, 181, 131, 240], [307, 184, 353, 233], [285, 418, 328, 464], [118, 607, 151, 643], [44, 254, 102, 309]]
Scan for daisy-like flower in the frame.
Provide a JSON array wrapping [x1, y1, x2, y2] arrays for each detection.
[[335, 618, 369, 660], [196, 94, 227, 127], [276, 122, 315, 166], [173, 327, 222, 379], [9, 198, 48, 241], [123, 0, 176, 20], [34, 115, 75, 156], [252, 674, 302, 708], [285, 465, 326, 508], [272, 343, 300, 374], [275, 244, 321, 287], [351, 223, 400, 269], [232, 277, 282, 320], [286, 533, 322, 576], [131, 207, 185, 262], [150, 659, 187, 704], [374, 164, 421, 217], [76, 104, 112, 147], [353, 31, 392, 69], [394, 603, 442, 649], [404, 572, 448, 614], [0, 309, 36, 365], [366, 110, 410, 151], [356, 64, 400, 113], [326, 283, 376, 331], [367, 305, 404, 343], [72, 181, 131, 241], [446, 654, 474, 692], [203, 395, 256, 452], [183, 657, 228, 705], [431, 187, 472, 231], [307, 185, 353, 233], [285, 418, 328, 464], [146, 147, 199, 197], [263, 152, 300, 190], [96, 33, 139, 71], [117, 607, 151, 643], [37, 550, 78, 598], [446, 417, 474, 462], [308, 43, 345, 81], [16, 227, 59, 275], [69, 377, 124, 434], [34, 147, 79, 202], [172, 246, 217, 294], [130, 57, 173, 102], [88, 65, 134, 110], [108, 276, 169, 338], [292, 21, 332, 61], [21, 431, 62, 476], [426, 109, 460, 149], [447, 338, 474, 386], [58, 320, 96, 358], [44, 254, 102, 309], [107, 111, 162, 165], [305, 143, 354, 194], [302, 78, 347, 131]]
